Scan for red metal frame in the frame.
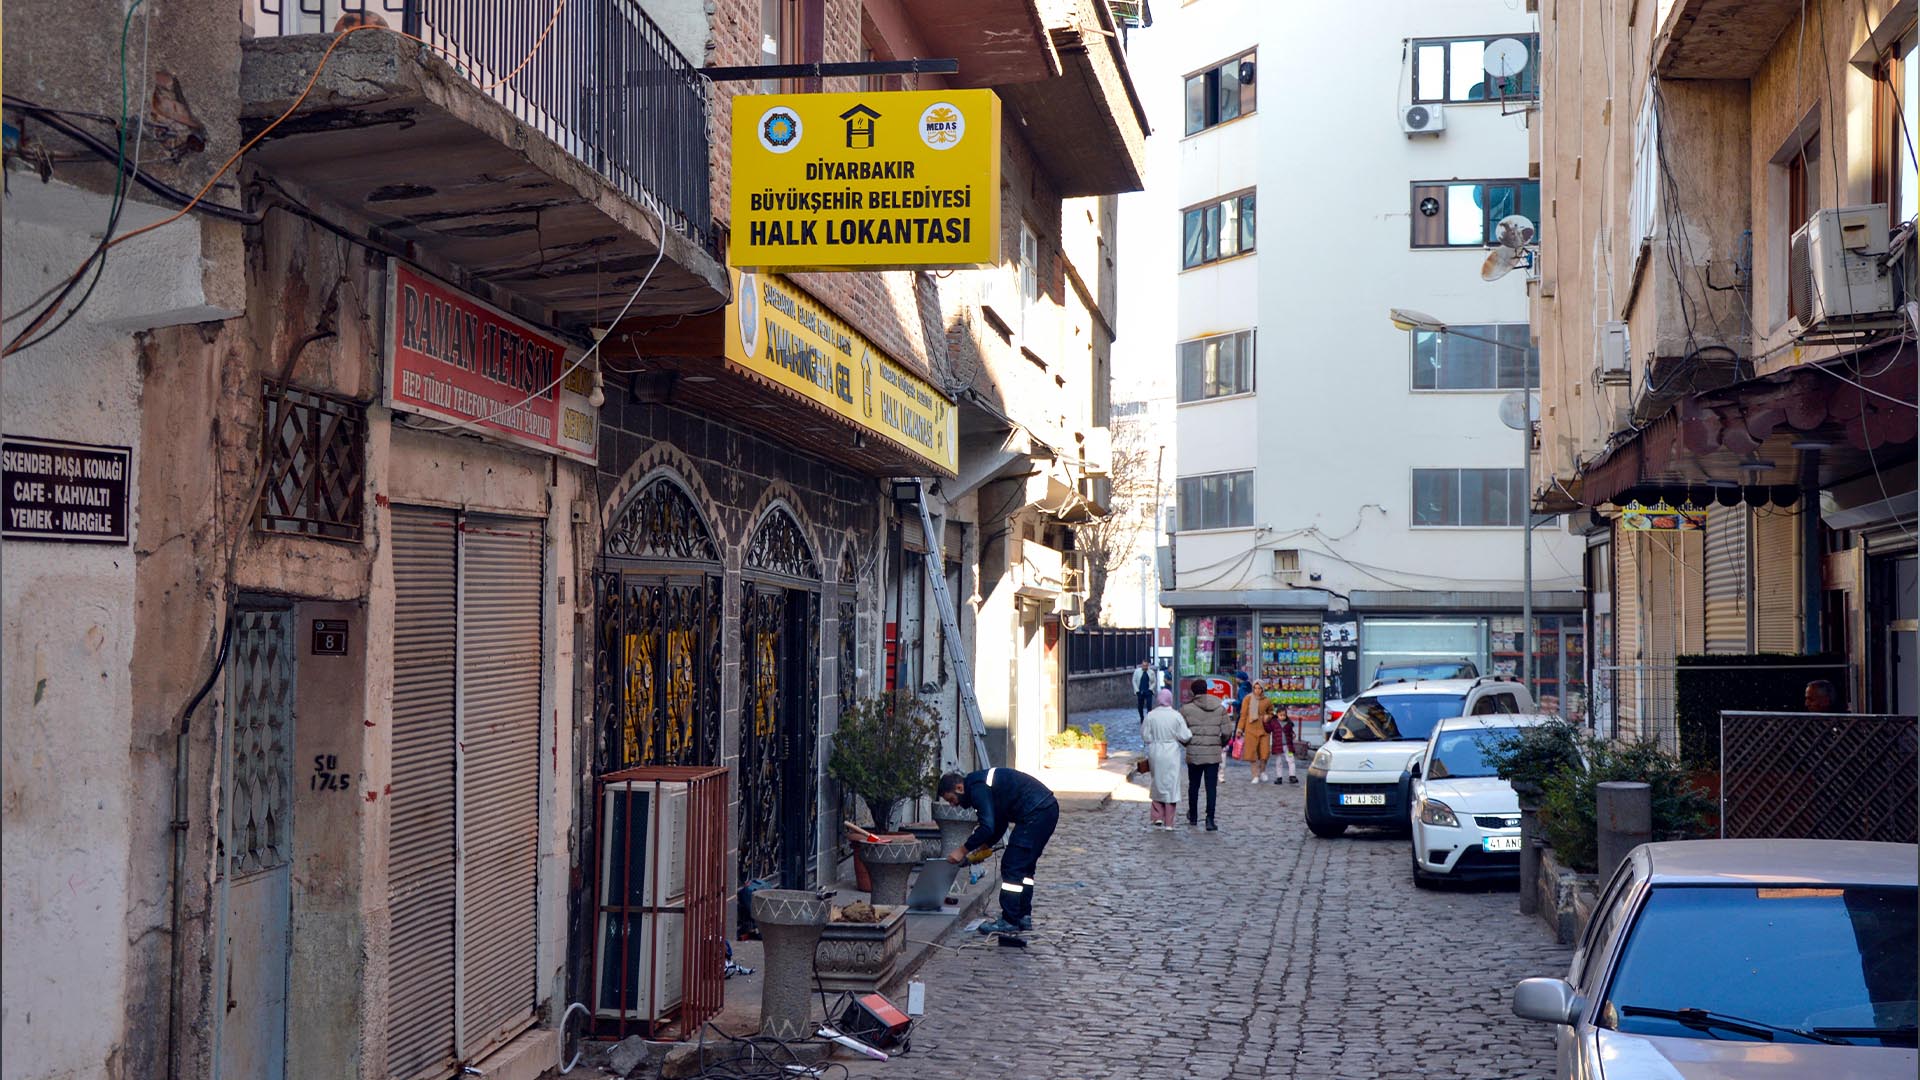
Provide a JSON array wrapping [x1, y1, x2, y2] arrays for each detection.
[[587, 764, 728, 1040]]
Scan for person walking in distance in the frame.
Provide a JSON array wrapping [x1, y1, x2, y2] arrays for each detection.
[[1237, 680, 1273, 784], [1804, 679, 1841, 712], [1132, 658, 1155, 722], [1141, 688, 1192, 829], [938, 766, 1060, 934], [1180, 678, 1231, 830]]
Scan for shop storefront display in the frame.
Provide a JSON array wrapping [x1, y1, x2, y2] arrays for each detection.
[[1261, 622, 1325, 732]]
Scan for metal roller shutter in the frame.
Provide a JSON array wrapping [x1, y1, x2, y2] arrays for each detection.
[[388, 508, 459, 1080], [457, 515, 544, 1058], [1754, 508, 1802, 653], [1704, 505, 1751, 654]]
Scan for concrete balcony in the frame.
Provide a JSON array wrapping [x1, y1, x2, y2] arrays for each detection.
[[997, 0, 1149, 196], [1654, 0, 1799, 78], [1012, 537, 1066, 602], [239, 1, 727, 325]]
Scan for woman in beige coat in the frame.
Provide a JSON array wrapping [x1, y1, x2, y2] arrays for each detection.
[[1236, 681, 1273, 783]]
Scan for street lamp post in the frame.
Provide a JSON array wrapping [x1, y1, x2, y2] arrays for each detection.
[[1137, 552, 1151, 630], [1390, 308, 1537, 697]]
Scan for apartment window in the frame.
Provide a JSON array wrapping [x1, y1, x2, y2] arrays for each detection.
[[1182, 191, 1256, 268], [1178, 329, 1255, 401], [759, 0, 813, 92], [1876, 31, 1919, 224], [1019, 222, 1040, 338], [1788, 134, 1821, 228], [1178, 471, 1254, 530], [1410, 324, 1539, 390], [1184, 49, 1256, 135], [1412, 468, 1546, 527], [1411, 35, 1540, 104], [1411, 179, 1541, 248]]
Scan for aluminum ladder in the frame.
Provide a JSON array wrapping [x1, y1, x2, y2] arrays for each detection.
[[910, 481, 995, 769]]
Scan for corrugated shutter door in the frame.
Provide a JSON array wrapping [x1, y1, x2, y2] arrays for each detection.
[[1616, 530, 1642, 661], [1754, 507, 1802, 652], [1704, 505, 1750, 653], [389, 508, 459, 1080], [458, 515, 543, 1058]]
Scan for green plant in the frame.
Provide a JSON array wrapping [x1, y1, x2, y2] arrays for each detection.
[[1537, 735, 1715, 873], [827, 691, 943, 834], [1048, 727, 1097, 750], [1089, 723, 1107, 743], [1482, 717, 1584, 795]]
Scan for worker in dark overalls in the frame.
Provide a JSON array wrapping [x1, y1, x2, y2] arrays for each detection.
[[938, 766, 1060, 934]]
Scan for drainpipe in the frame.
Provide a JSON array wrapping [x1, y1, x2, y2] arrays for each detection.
[[167, 606, 233, 1080], [1799, 446, 1824, 654]]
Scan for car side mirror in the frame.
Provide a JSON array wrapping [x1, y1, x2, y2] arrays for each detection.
[[1512, 978, 1581, 1026], [1408, 761, 1422, 779]]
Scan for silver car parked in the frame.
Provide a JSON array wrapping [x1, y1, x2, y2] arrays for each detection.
[[1513, 839, 1918, 1078]]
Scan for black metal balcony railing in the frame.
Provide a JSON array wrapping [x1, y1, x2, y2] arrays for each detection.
[[257, 0, 713, 253]]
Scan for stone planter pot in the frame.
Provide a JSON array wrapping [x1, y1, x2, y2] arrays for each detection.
[[749, 889, 828, 1040], [1535, 846, 1600, 945], [850, 832, 914, 892], [854, 836, 922, 907], [1044, 747, 1099, 771], [931, 803, 977, 875], [1096, 741, 1108, 763], [901, 823, 943, 861], [815, 905, 907, 994]]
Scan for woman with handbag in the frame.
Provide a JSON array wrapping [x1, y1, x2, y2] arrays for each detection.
[[1236, 680, 1273, 784], [1140, 688, 1191, 829]]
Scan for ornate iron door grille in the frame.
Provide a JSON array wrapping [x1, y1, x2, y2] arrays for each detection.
[[738, 506, 822, 894], [737, 583, 789, 891], [594, 572, 722, 771], [223, 605, 297, 874]]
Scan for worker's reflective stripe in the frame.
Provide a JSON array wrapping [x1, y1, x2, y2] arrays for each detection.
[[1000, 882, 1023, 893], [1021, 878, 1035, 886], [985, 768, 998, 787]]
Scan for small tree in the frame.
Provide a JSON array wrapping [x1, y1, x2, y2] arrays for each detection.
[[827, 690, 943, 834], [1071, 417, 1158, 627]]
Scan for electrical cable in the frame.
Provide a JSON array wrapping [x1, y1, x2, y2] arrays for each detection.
[[4, 0, 146, 356], [2, 98, 259, 224], [400, 196, 667, 437], [7, 0, 574, 359]]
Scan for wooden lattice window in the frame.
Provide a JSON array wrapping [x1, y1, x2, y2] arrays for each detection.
[[258, 381, 365, 542]]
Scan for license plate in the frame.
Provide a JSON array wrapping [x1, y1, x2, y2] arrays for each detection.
[[1339, 793, 1387, 806], [1483, 835, 1522, 852]]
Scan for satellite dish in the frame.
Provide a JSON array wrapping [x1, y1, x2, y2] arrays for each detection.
[[1483, 37, 1531, 79], [1498, 391, 1540, 430], [1482, 247, 1528, 281], [1494, 214, 1536, 249]]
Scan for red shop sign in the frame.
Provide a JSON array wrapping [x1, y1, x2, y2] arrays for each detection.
[[384, 261, 597, 463]]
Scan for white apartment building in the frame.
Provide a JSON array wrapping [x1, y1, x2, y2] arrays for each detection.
[[1163, 0, 1588, 722]]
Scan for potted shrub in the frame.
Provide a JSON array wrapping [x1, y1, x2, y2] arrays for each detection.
[[1089, 723, 1108, 762], [817, 900, 908, 994], [1044, 727, 1100, 771], [828, 691, 942, 890], [1537, 734, 1715, 873]]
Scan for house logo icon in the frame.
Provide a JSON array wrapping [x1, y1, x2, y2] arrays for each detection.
[[839, 104, 880, 149]]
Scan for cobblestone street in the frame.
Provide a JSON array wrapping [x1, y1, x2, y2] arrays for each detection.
[[849, 710, 1569, 1080]]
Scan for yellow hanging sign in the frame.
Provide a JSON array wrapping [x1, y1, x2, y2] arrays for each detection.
[[730, 89, 1002, 271], [725, 269, 958, 476]]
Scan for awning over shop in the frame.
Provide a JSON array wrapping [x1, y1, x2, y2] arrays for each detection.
[[609, 271, 958, 478], [1158, 590, 1331, 612], [1552, 340, 1917, 511]]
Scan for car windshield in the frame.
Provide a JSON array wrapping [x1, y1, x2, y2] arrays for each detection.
[[1603, 884, 1919, 1048], [1334, 694, 1468, 743], [1426, 727, 1518, 779], [1376, 661, 1477, 681]]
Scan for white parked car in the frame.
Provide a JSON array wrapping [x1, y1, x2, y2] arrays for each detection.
[[1320, 698, 1349, 743], [1305, 677, 1534, 838], [1408, 714, 1558, 886]]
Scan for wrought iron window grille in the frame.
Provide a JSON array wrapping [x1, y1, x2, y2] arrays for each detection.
[[258, 380, 367, 542]]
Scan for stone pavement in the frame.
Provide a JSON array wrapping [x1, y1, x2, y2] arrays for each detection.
[[841, 729, 1570, 1080]]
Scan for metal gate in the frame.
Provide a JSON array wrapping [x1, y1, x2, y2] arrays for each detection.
[[219, 603, 296, 1080], [386, 507, 544, 1080], [1721, 710, 1918, 841], [594, 573, 723, 770], [739, 507, 821, 894]]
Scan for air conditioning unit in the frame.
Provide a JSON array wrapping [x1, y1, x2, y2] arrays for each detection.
[[1401, 103, 1445, 137], [594, 780, 690, 1022], [1599, 320, 1630, 384], [1790, 204, 1894, 332]]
